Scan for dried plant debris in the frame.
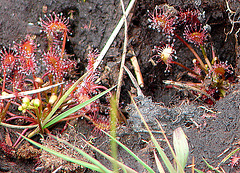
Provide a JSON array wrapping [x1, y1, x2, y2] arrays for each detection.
[[40, 125, 93, 172], [16, 142, 40, 160]]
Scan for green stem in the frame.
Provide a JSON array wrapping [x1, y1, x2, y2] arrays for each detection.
[[110, 96, 118, 172], [200, 44, 212, 71]]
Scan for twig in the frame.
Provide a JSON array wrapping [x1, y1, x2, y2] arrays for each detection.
[[163, 80, 216, 103], [123, 65, 144, 97], [130, 49, 144, 87], [0, 82, 64, 100], [116, 0, 128, 106]]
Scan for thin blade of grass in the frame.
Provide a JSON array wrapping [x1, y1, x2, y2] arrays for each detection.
[[110, 96, 119, 172], [119, 158, 128, 173], [155, 120, 185, 173], [153, 150, 165, 173], [130, 94, 176, 173], [20, 134, 107, 172], [194, 168, 205, 173], [218, 147, 240, 167], [102, 130, 155, 173], [42, 72, 88, 126], [49, 134, 113, 173], [82, 138, 138, 173], [28, 73, 88, 138], [94, 0, 136, 70], [44, 85, 115, 129], [202, 157, 221, 173]]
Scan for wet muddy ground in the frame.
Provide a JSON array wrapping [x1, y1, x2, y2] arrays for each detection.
[[0, 0, 240, 172]]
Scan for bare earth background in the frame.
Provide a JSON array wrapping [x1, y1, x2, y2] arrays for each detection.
[[0, 0, 240, 172]]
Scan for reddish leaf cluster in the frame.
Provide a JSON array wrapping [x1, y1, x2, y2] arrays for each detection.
[[72, 50, 110, 132], [43, 48, 76, 79]]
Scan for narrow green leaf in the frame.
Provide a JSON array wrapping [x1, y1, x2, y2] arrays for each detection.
[[130, 94, 176, 173], [20, 134, 105, 172], [44, 85, 115, 129], [202, 158, 221, 173], [28, 73, 88, 138], [218, 148, 240, 167], [82, 138, 138, 173], [155, 120, 184, 173], [42, 72, 88, 127], [49, 135, 113, 173], [110, 96, 119, 172], [194, 168, 205, 173], [151, 135, 176, 173], [102, 130, 155, 173]]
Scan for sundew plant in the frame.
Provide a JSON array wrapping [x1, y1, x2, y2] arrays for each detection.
[[148, 4, 235, 104]]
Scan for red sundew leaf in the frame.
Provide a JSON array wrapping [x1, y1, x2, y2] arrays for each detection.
[[39, 12, 70, 35], [183, 24, 207, 46], [214, 67, 225, 75], [5, 131, 13, 147], [230, 155, 240, 168]]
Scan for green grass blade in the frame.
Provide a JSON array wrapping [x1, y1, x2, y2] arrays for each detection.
[[44, 85, 115, 129], [194, 168, 205, 173], [155, 120, 184, 173], [110, 96, 119, 172], [202, 158, 221, 173], [102, 130, 155, 173], [150, 130, 176, 173], [42, 72, 88, 126], [28, 73, 88, 138], [218, 147, 240, 167], [82, 138, 138, 173], [20, 134, 106, 172], [130, 94, 176, 173], [49, 135, 113, 173]]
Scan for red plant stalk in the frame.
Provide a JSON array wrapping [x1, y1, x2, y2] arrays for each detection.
[[6, 116, 36, 123], [2, 69, 7, 92], [170, 61, 204, 80], [13, 128, 29, 148], [0, 100, 11, 121], [60, 30, 67, 60], [174, 32, 207, 73]]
